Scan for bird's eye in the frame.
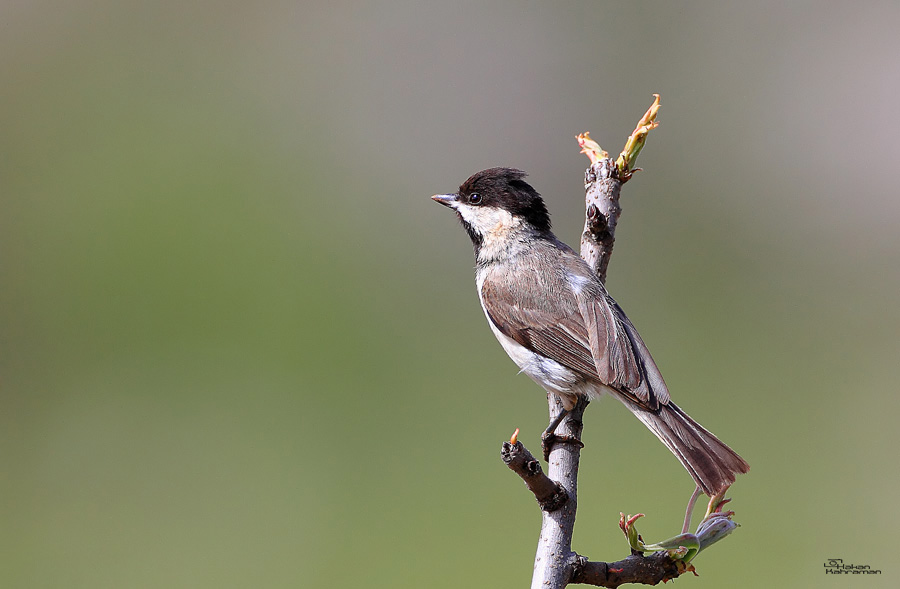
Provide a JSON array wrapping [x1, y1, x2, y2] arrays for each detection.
[[468, 193, 482, 205]]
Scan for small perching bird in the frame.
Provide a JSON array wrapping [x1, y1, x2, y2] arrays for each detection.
[[432, 167, 749, 495]]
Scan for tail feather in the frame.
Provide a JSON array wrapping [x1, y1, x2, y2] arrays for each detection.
[[627, 400, 750, 495]]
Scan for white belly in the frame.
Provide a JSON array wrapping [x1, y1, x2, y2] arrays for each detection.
[[474, 276, 576, 397], [485, 315, 580, 394]]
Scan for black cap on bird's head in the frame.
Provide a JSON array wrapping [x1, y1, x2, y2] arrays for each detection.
[[431, 168, 552, 252], [459, 168, 551, 231]]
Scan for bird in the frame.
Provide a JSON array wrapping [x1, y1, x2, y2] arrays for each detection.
[[432, 167, 749, 495]]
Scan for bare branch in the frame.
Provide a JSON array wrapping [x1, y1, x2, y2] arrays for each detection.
[[501, 438, 569, 512], [532, 395, 587, 588], [578, 156, 622, 283], [572, 552, 684, 588], [499, 95, 716, 588], [577, 95, 659, 280]]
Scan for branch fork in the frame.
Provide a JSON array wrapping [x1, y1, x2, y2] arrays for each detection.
[[499, 96, 743, 587]]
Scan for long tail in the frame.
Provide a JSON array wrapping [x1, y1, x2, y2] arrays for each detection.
[[627, 400, 750, 495]]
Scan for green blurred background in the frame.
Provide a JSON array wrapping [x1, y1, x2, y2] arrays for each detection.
[[2, 1, 898, 587]]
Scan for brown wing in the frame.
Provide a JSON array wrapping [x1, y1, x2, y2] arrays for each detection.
[[480, 266, 668, 411], [577, 293, 669, 409]]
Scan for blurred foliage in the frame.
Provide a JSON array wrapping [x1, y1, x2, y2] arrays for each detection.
[[2, 1, 899, 587]]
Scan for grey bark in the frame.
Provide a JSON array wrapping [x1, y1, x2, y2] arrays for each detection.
[[531, 395, 586, 588], [580, 158, 623, 283], [531, 158, 620, 588], [523, 156, 677, 588]]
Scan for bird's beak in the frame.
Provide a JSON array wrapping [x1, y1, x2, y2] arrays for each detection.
[[431, 193, 458, 208]]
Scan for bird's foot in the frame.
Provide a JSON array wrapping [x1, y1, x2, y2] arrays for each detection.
[[540, 431, 585, 461]]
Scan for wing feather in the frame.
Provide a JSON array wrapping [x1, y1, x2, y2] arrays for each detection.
[[480, 264, 668, 411]]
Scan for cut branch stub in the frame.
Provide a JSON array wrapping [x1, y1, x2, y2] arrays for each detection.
[[502, 440, 570, 512]]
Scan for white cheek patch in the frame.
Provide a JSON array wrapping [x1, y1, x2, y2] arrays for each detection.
[[455, 204, 515, 236], [454, 203, 480, 231]]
